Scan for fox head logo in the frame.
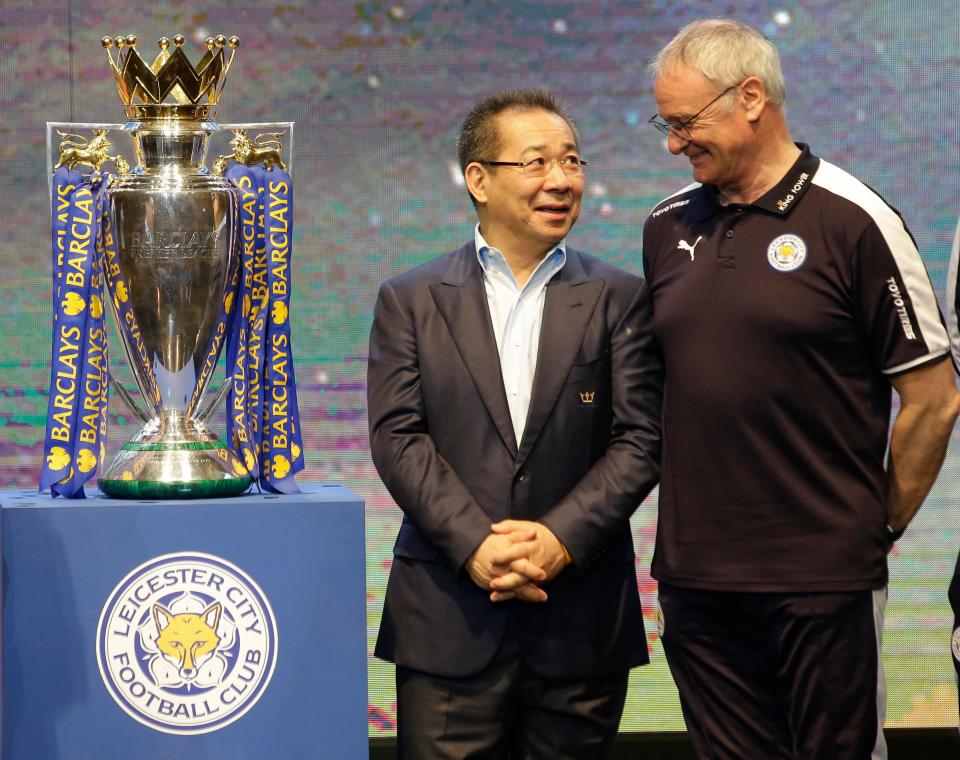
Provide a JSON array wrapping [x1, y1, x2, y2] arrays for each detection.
[[766, 233, 807, 272], [153, 602, 222, 682], [98, 553, 278, 733]]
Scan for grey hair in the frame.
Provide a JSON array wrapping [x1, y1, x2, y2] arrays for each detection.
[[649, 19, 786, 107]]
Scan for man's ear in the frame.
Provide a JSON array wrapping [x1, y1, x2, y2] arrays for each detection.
[[464, 163, 488, 206], [740, 76, 767, 123]]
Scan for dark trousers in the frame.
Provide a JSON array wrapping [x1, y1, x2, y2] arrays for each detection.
[[658, 583, 886, 760], [949, 551, 960, 720], [395, 650, 629, 760]]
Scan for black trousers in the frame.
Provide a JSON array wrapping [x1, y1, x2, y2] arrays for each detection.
[[658, 583, 886, 760], [949, 551, 960, 719], [395, 644, 629, 760]]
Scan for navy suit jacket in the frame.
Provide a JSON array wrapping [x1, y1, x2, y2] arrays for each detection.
[[368, 242, 662, 679]]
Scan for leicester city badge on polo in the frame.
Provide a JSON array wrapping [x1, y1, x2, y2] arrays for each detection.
[[952, 626, 960, 664], [40, 32, 303, 499], [96, 552, 279, 734], [767, 233, 807, 272]]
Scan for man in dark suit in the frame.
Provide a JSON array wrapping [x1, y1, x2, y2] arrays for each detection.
[[367, 90, 662, 759]]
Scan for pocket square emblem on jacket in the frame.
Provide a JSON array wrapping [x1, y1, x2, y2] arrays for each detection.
[[579, 390, 596, 404]]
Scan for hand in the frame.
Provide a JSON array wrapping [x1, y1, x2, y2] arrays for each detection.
[[885, 523, 906, 553], [487, 520, 571, 602], [466, 529, 547, 601]]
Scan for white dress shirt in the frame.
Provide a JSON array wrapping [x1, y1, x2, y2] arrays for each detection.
[[474, 225, 567, 444]]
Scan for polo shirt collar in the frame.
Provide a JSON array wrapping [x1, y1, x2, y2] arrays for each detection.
[[752, 143, 820, 216], [689, 143, 820, 222]]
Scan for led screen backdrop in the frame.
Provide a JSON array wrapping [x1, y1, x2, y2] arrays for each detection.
[[1, 0, 958, 736]]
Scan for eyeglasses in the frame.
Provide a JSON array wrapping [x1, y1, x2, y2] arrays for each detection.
[[479, 155, 588, 177], [648, 82, 741, 141]]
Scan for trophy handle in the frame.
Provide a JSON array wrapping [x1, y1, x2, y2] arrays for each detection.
[[109, 375, 151, 424], [197, 378, 232, 424]]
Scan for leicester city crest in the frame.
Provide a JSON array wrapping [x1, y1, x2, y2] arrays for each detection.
[[767, 233, 807, 272], [96, 552, 279, 734]]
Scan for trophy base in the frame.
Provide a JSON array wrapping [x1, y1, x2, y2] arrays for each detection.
[[98, 413, 252, 500]]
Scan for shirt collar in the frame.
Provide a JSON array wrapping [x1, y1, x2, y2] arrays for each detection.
[[474, 224, 567, 280], [751, 143, 820, 216], [688, 143, 820, 222]]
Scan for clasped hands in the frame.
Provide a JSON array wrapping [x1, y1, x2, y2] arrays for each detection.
[[466, 520, 570, 603]]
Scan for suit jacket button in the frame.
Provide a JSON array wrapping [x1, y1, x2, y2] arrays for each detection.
[[515, 471, 526, 483]]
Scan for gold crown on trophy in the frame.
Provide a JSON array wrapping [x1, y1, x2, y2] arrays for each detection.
[[102, 33, 239, 116]]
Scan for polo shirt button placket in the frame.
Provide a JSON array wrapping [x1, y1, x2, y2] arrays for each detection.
[[717, 216, 738, 268]]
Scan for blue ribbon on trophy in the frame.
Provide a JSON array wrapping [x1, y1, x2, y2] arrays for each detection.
[[67, 178, 110, 497], [223, 142, 303, 494], [263, 168, 304, 493], [51, 166, 83, 310], [40, 170, 111, 497], [223, 164, 262, 482]]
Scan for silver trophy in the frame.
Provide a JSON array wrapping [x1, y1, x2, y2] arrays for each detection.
[[58, 34, 258, 499]]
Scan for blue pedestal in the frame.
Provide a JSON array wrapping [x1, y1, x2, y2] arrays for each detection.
[[1, 485, 367, 759]]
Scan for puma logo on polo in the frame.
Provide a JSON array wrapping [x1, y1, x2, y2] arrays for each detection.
[[677, 236, 703, 261]]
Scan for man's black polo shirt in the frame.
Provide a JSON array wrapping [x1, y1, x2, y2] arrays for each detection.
[[642, 144, 949, 592]]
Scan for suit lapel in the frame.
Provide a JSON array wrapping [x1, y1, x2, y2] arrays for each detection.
[[516, 250, 602, 468], [430, 244, 519, 455]]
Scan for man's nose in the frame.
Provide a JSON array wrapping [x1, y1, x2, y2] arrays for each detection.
[[667, 130, 691, 155], [542, 159, 573, 189]]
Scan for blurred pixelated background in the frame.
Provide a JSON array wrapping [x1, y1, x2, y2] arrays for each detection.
[[1, 0, 958, 735]]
